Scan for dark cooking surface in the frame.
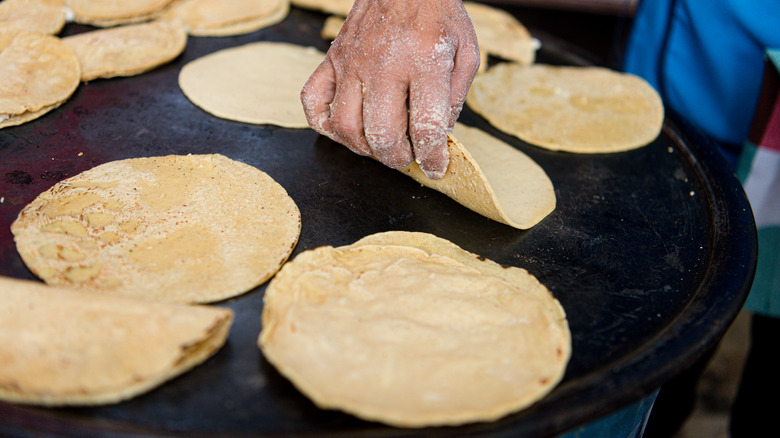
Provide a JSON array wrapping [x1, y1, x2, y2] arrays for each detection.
[[0, 7, 756, 438]]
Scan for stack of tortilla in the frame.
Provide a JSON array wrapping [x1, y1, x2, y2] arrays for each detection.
[[0, 32, 81, 129], [260, 231, 571, 427], [0, 0, 66, 50]]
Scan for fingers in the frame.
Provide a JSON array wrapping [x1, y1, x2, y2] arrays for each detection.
[[329, 74, 372, 157], [363, 77, 414, 168], [448, 37, 481, 130], [409, 69, 451, 179], [300, 60, 337, 137]]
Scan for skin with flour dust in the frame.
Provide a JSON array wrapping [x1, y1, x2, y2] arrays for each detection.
[[300, 0, 480, 179]]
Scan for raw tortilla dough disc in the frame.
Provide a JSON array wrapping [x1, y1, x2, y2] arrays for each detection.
[[397, 122, 555, 229], [11, 154, 301, 303], [63, 19, 188, 81], [163, 0, 289, 37], [259, 231, 571, 427], [0, 276, 233, 406], [63, 0, 177, 27], [466, 63, 664, 153], [178, 42, 325, 127], [0, 0, 66, 50], [0, 32, 80, 129]]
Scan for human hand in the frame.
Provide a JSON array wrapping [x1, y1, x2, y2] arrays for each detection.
[[300, 0, 480, 179]]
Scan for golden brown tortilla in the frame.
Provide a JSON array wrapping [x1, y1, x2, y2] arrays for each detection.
[[178, 42, 325, 127], [11, 154, 301, 303], [0, 0, 66, 51], [0, 275, 233, 406], [464, 1, 536, 65], [466, 63, 664, 153], [259, 231, 570, 427], [397, 123, 555, 229], [63, 19, 187, 81], [163, 0, 289, 37], [0, 32, 80, 129], [290, 0, 352, 16], [63, 0, 177, 27]]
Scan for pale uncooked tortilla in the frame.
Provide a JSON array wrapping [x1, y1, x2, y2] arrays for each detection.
[[63, 19, 188, 81], [11, 154, 301, 303], [163, 0, 289, 37], [466, 63, 664, 153], [259, 231, 570, 427], [0, 275, 233, 406], [179, 42, 325, 127], [0, 32, 81, 129], [395, 123, 555, 229]]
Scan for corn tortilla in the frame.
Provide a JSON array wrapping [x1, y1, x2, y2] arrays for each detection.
[[163, 0, 289, 37]]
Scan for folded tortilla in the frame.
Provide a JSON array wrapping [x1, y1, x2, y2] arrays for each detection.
[[0, 276, 233, 406]]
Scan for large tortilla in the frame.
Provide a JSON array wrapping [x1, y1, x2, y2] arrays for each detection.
[[63, 0, 177, 27], [466, 63, 665, 153], [163, 0, 289, 37], [0, 276, 233, 406], [178, 42, 325, 128], [290, 0, 352, 16], [0, 32, 81, 129], [259, 231, 570, 427], [11, 154, 301, 303], [464, 1, 536, 65], [63, 19, 188, 81], [397, 123, 555, 229], [0, 0, 66, 50]]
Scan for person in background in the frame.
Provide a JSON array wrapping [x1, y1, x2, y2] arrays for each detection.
[[623, 0, 780, 436]]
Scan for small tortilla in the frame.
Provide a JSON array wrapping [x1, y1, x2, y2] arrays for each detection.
[[0, 0, 66, 51], [0, 32, 80, 129], [163, 0, 289, 37], [0, 276, 233, 406], [63, 19, 187, 81], [11, 154, 301, 303], [290, 0, 352, 16], [466, 63, 664, 153], [259, 231, 570, 427], [464, 1, 536, 65], [178, 42, 325, 128], [396, 123, 555, 229], [63, 0, 177, 27]]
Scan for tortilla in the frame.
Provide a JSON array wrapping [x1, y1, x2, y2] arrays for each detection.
[[0, 276, 233, 406], [0, 32, 80, 129], [163, 0, 289, 37], [0, 0, 66, 51], [466, 63, 665, 153], [63, 19, 187, 81], [259, 231, 570, 427], [179, 42, 325, 128], [393, 123, 555, 229], [290, 0, 352, 16], [11, 154, 301, 303], [63, 0, 177, 27], [464, 1, 536, 65]]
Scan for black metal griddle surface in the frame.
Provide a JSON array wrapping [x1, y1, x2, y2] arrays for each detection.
[[0, 8, 757, 438]]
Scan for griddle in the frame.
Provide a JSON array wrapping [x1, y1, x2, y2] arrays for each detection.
[[0, 7, 757, 438]]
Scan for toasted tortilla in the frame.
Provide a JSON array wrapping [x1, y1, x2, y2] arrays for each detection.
[[466, 63, 664, 153], [11, 154, 301, 303], [63, 19, 187, 81], [178, 42, 325, 128], [0, 0, 66, 51], [464, 1, 536, 65], [63, 0, 177, 27], [290, 0, 352, 16], [396, 123, 555, 229], [0, 276, 233, 406], [0, 32, 80, 129], [163, 0, 289, 37], [259, 231, 570, 427]]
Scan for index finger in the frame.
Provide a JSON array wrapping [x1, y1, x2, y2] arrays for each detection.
[[300, 60, 337, 137]]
